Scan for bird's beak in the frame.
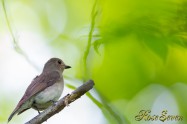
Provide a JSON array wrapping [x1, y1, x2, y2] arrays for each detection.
[[65, 65, 71, 69]]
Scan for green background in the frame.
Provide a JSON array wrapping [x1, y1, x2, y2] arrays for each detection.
[[0, 0, 187, 124]]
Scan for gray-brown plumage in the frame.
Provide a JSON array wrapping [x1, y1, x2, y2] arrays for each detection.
[[8, 58, 71, 122]]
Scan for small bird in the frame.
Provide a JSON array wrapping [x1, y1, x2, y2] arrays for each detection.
[[8, 58, 71, 122]]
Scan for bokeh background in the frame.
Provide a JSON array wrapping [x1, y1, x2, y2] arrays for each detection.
[[0, 0, 187, 124]]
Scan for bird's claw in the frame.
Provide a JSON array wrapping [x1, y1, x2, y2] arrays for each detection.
[[50, 100, 57, 105]]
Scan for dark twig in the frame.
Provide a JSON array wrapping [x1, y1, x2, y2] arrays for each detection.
[[25, 80, 95, 124]]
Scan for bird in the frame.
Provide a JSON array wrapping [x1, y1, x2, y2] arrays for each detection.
[[8, 58, 71, 122]]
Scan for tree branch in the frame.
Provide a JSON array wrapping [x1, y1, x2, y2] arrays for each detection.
[[25, 80, 95, 124]]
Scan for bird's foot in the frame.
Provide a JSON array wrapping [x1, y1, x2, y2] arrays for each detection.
[[37, 109, 41, 114], [37, 110, 41, 114], [50, 100, 57, 105], [33, 102, 41, 114]]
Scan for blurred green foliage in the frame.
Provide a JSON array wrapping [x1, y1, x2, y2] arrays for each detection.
[[1, 0, 187, 124], [92, 0, 187, 123]]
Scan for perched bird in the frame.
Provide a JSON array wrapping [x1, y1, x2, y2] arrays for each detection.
[[8, 58, 71, 122]]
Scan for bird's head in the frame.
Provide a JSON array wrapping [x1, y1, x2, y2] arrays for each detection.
[[43, 58, 71, 73]]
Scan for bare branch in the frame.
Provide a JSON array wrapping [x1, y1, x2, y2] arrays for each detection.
[[25, 80, 95, 124]]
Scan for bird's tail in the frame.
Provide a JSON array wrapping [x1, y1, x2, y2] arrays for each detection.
[[8, 105, 30, 123], [8, 109, 17, 123]]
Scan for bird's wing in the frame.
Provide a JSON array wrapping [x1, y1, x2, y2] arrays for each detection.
[[8, 71, 60, 122], [19, 71, 60, 107]]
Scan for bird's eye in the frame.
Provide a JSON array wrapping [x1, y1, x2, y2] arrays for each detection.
[[58, 60, 62, 64]]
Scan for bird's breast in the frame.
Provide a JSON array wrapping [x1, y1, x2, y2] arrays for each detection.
[[33, 80, 64, 110]]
